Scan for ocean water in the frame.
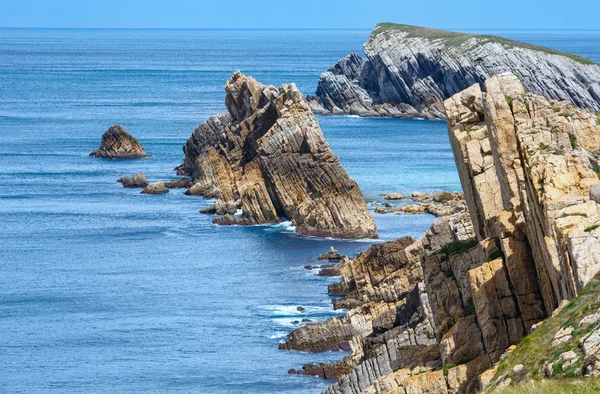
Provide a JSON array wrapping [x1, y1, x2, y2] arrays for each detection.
[[0, 29, 599, 393]]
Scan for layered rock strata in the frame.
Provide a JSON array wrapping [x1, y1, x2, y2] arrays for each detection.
[[90, 125, 150, 158], [308, 24, 600, 119], [283, 75, 600, 393], [178, 71, 377, 239]]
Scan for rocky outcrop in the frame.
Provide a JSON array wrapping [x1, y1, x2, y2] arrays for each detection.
[[374, 191, 467, 217], [283, 74, 600, 393], [141, 182, 169, 194], [90, 125, 150, 158], [308, 23, 600, 120], [118, 173, 148, 188], [178, 71, 377, 239]]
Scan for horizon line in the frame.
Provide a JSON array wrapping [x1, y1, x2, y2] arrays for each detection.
[[1, 27, 600, 32]]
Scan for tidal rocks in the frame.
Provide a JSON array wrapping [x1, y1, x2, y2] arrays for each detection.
[[374, 191, 467, 217], [117, 173, 148, 188], [141, 182, 169, 194], [179, 71, 377, 239], [163, 178, 193, 189], [308, 23, 600, 119], [317, 247, 345, 262], [89, 125, 150, 158]]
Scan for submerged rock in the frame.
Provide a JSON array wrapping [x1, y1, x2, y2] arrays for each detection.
[[141, 182, 168, 194], [309, 23, 600, 119], [89, 125, 150, 158], [117, 173, 148, 188], [179, 71, 377, 239]]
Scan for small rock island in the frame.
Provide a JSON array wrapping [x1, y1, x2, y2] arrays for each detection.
[[90, 124, 150, 158], [177, 71, 378, 239]]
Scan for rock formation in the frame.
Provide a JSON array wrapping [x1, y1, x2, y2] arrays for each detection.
[[308, 23, 600, 120], [178, 71, 377, 239], [282, 74, 600, 393], [141, 182, 168, 194], [117, 173, 148, 188], [90, 125, 150, 158]]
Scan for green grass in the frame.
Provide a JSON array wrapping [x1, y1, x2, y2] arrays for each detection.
[[370, 23, 596, 65], [568, 132, 577, 149], [442, 363, 458, 376], [489, 273, 600, 390], [585, 222, 600, 232], [494, 379, 600, 393], [461, 299, 476, 317]]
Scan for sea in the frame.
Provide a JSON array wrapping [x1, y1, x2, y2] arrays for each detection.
[[1, 29, 599, 393]]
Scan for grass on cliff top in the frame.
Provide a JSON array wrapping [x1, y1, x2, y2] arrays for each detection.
[[488, 273, 600, 391], [371, 23, 596, 65], [495, 379, 600, 394]]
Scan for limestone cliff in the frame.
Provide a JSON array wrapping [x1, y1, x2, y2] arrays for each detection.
[[179, 72, 377, 239], [308, 24, 600, 120], [283, 74, 600, 393]]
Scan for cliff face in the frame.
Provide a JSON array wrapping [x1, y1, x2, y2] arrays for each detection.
[[179, 72, 377, 239], [285, 74, 600, 393], [308, 24, 600, 120]]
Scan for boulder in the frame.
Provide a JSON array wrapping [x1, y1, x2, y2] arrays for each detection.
[[141, 182, 168, 194], [117, 173, 148, 188], [90, 125, 150, 158]]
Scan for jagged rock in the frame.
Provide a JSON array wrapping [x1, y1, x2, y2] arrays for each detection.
[[552, 326, 574, 347], [163, 178, 193, 189], [179, 71, 377, 239], [384, 193, 405, 200], [117, 173, 148, 188], [141, 182, 168, 195], [318, 247, 345, 262], [591, 184, 600, 204], [89, 125, 150, 158], [285, 74, 600, 393], [309, 24, 600, 119]]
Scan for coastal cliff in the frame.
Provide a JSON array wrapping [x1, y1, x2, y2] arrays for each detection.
[[285, 74, 600, 393], [308, 24, 600, 120], [178, 72, 377, 239]]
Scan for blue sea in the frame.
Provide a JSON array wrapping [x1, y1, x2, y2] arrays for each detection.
[[0, 29, 599, 393]]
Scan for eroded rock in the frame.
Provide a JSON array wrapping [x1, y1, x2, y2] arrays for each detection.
[[179, 72, 377, 239], [90, 125, 150, 158]]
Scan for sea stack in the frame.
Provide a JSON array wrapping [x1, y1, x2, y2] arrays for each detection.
[[308, 23, 600, 119], [90, 125, 150, 158], [283, 75, 600, 393], [178, 71, 377, 239]]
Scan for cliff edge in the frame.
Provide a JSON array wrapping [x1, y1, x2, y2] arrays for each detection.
[[308, 24, 600, 120], [283, 74, 600, 393]]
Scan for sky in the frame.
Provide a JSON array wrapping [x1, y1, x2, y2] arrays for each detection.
[[0, 0, 599, 30]]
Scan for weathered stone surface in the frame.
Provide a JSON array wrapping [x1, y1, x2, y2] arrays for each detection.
[[141, 182, 168, 194], [309, 24, 600, 120], [90, 125, 150, 158], [179, 71, 377, 239], [163, 178, 193, 189], [318, 247, 345, 262], [284, 74, 600, 393], [117, 173, 148, 188]]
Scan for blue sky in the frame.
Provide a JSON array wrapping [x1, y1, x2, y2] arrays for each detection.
[[1, 0, 598, 29]]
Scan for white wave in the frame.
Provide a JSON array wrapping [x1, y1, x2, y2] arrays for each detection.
[[269, 332, 288, 339], [263, 305, 304, 316]]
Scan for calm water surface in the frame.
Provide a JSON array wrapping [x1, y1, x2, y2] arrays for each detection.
[[0, 29, 598, 393]]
